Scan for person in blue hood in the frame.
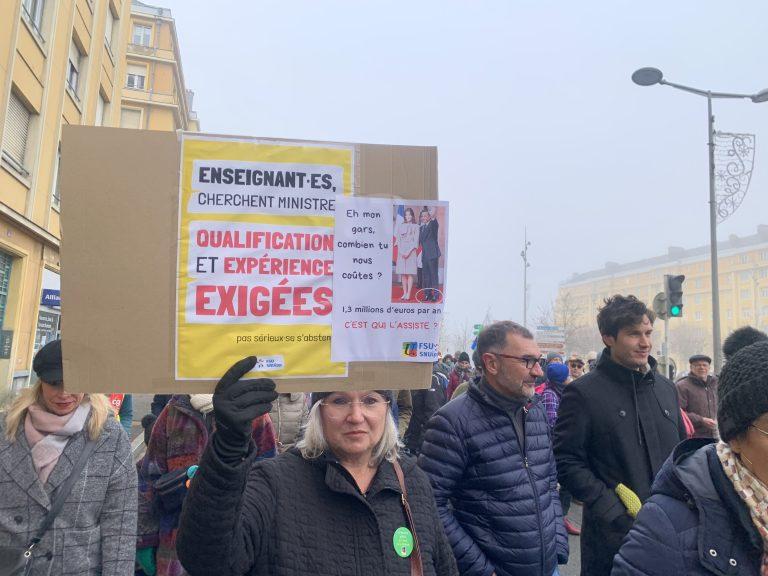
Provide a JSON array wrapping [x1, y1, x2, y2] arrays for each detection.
[[612, 338, 768, 575]]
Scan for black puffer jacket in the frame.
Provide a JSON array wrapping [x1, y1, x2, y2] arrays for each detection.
[[176, 441, 458, 576], [553, 348, 687, 576]]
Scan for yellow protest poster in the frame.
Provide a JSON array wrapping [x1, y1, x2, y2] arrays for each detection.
[[176, 135, 354, 379]]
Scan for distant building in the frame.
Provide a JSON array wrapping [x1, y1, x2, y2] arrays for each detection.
[[0, 0, 197, 392], [120, 0, 199, 131], [557, 225, 768, 365]]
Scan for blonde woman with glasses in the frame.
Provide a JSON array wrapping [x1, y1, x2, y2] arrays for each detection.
[[177, 356, 458, 576]]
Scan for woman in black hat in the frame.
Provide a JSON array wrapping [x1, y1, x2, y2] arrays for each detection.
[[0, 339, 137, 575], [612, 339, 768, 574], [176, 357, 458, 576]]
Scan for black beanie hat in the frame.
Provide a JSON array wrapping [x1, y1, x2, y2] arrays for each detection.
[[458, 352, 470, 363], [717, 340, 768, 441], [310, 390, 394, 406]]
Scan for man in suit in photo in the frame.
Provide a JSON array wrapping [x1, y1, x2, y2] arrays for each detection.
[[418, 207, 441, 302]]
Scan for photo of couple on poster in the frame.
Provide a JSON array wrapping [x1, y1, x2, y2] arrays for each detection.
[[392, 202, 447, 304]]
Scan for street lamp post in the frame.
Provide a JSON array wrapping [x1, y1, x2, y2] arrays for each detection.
[[632, 67, 768, 373], [521, 228, 531, 328]]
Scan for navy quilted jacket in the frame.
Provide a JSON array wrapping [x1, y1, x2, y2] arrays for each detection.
[[612, 438, 762, 575], [419, 380, 568, 576]]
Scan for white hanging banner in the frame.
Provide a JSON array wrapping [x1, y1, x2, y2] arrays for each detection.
[[715, 132, 755, 224], [331, 196, 448, 362]]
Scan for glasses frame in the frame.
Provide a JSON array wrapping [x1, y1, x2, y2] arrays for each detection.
[[751, 424, 768, 437], [319, 396, 391, 416], [489, 352, 542, 370]]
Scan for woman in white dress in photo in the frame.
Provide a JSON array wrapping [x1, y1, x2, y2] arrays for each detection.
[[394, 207, 419, 301]]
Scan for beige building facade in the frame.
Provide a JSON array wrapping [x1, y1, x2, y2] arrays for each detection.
[[0, 0, 197, 393], [120, 0, 199, 132], [557, 226, 768, 367]]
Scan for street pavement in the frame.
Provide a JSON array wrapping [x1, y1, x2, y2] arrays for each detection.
[[561, 504, 583, 576], [129, 392, 585, 574]]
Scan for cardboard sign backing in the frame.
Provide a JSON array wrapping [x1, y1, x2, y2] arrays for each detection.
[[60, 126, 436, 393]]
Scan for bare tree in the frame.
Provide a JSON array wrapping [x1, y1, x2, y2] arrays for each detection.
[[669, 323, 711, 369]]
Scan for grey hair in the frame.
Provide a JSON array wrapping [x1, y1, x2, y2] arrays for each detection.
[[477, 320, 534, 370], [297, 401, 401, 465]]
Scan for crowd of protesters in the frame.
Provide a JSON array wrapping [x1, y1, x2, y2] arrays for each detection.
[[2, 293, 768, 575]]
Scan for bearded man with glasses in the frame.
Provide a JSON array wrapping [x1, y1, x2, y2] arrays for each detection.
[[419, 321, 569, 576]]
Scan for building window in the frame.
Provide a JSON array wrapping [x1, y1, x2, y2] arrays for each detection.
[[120, 107, 142, 129], [762, 288, 768, 298], [762, 250, 768, 261], [126, 64, 146, 89], [95, 93, 107, 126], [727, 309, 733, 319], [740, 254, 750, 264], [51, 144, 60, 209], [104, 6, 117, 52], [743, 309, 753, 319], [132, 24, 151, 46], [761, 268, 768, 279], [67, 39, 82, 98], [694, 294, 702, 304], [695, 311, 703, 321], [741, 289, 751, 299], [740, 271, 752, 282], [695, 278, 703, 289], [22, 0, 45, 35], [2, 92, 32, 174]]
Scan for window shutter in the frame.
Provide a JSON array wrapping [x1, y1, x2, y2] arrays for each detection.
[[3, 93, 31, 166], [95, 94, 105, 126], [69, 40, 80, 73], [105, 8, 114, 47], [120, 108, 141, 129]]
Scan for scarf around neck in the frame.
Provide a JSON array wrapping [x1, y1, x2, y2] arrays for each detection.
[[718, 441, 768, 574], [24, 400, 91, 484]]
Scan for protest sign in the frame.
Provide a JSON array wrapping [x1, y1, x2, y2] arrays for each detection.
[[332, 197, 448, 362], [60, 126, 436, 393], [535, 325, 566, 356], [176, 135, 352, 379]]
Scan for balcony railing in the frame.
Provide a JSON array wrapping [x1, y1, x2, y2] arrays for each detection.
[[127, 43, 175, 61]]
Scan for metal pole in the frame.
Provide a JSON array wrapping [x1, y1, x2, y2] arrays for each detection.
[[664, 316, 670, 379], [523, 229, 528, 327], [707, 93, 723, 373]]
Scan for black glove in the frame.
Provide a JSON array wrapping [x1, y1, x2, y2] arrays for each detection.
[[212, 356, 277, 464]]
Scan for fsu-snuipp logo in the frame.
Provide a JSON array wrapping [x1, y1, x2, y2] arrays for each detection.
[[402, 342, 418, 357]]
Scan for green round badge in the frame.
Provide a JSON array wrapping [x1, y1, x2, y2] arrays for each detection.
[[393, 527, 414, 558]]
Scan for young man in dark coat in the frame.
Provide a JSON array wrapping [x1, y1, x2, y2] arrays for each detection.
[[553, 295, 687, 576], [420, 321, 568, 576]]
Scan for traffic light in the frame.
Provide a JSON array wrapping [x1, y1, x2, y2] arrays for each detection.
[[664, 274, 685, 318], [473, 324, 483, 336]]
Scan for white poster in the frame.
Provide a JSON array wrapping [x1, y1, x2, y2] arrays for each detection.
[[331, 196, 448, 362]]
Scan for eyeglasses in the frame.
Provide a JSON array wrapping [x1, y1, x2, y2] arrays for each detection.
[[490, 352, 542, 370], [751, 424, 768, 437], [569, 362, 584, 368], [320, 395, 391, 417]]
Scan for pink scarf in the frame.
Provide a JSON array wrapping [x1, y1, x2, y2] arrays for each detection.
[[24, 401, 91, 484]]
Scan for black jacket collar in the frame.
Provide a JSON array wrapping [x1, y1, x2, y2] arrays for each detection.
[[597, 347, 658, 385], [299, 449, 405, 500]]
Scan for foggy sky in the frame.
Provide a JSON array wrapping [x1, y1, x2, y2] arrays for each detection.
[[156, 0, 768, 338]]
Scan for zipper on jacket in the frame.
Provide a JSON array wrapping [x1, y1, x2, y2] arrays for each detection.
[[514, 406, 547, 574]]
